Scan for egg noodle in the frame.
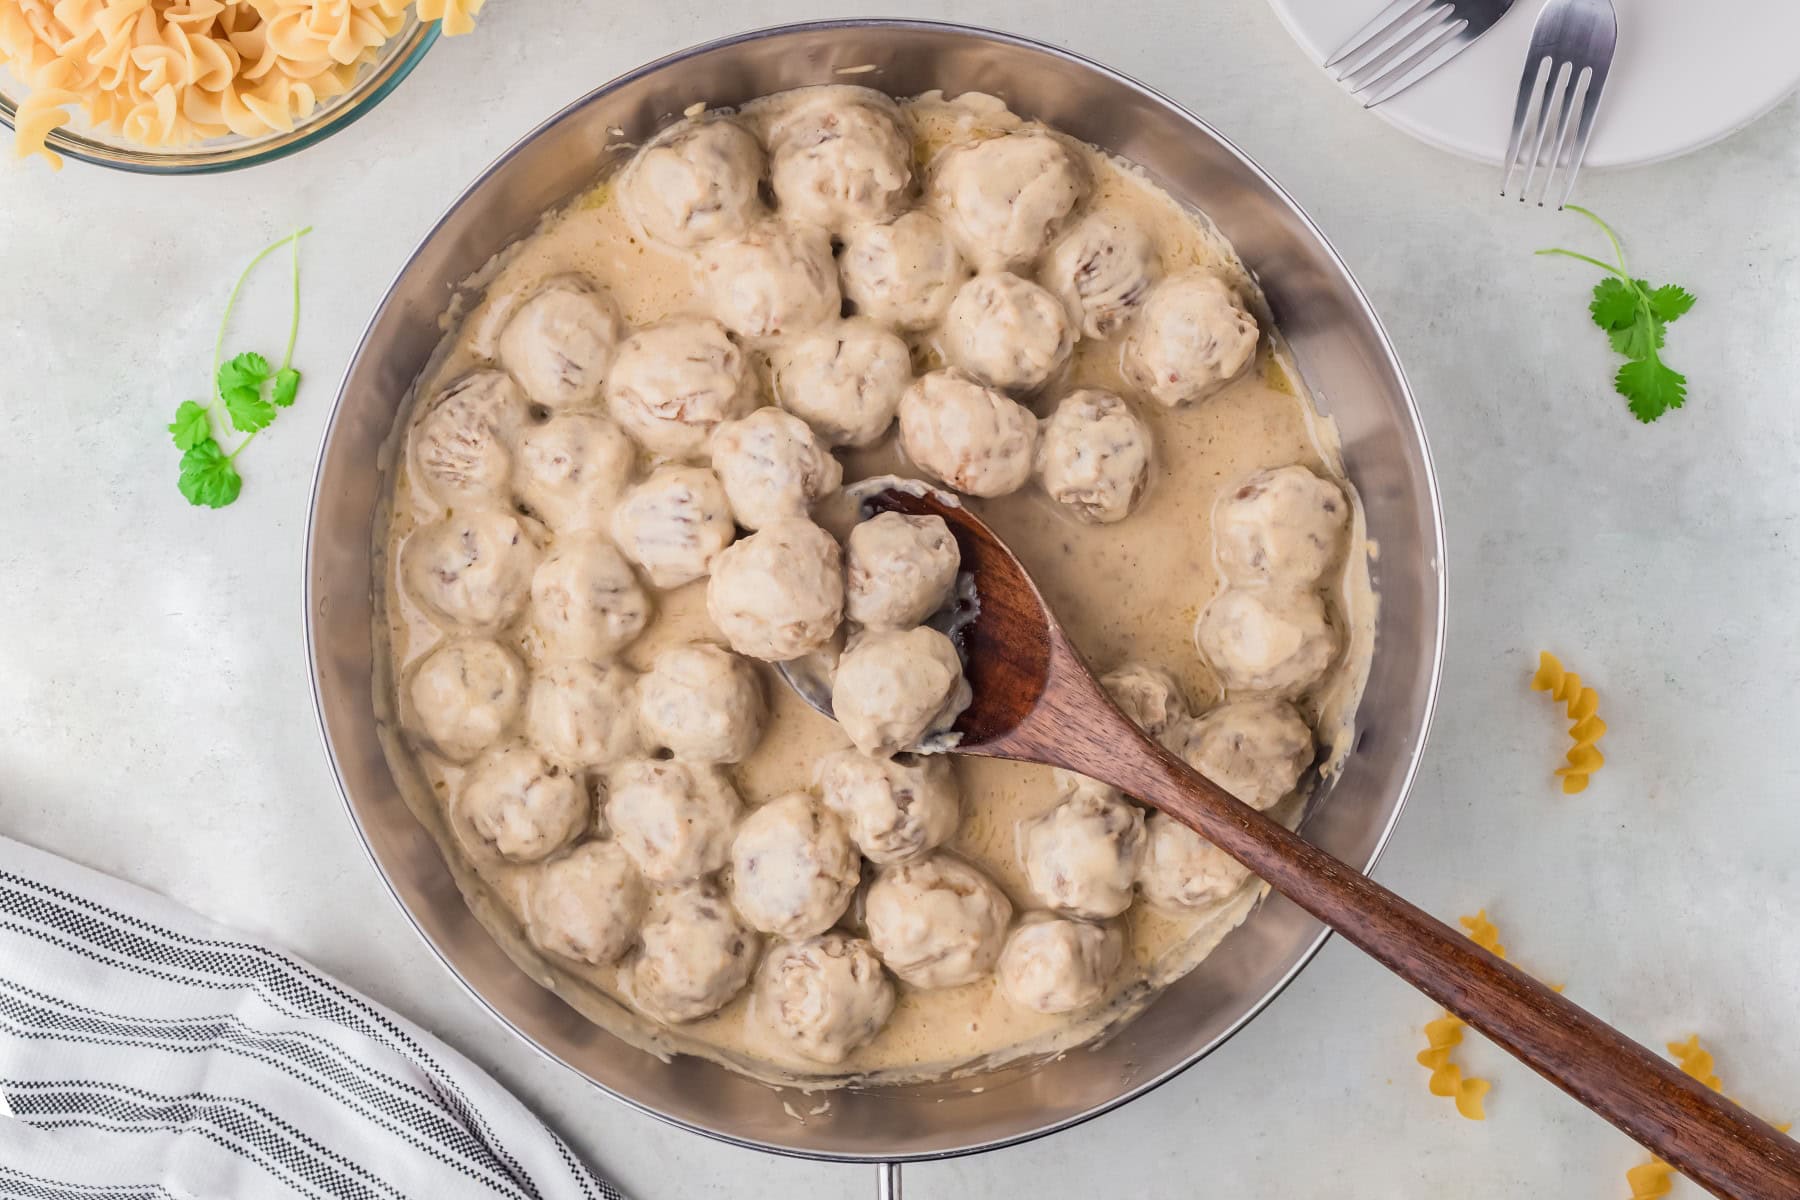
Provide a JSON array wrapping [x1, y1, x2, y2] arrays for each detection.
[[1, 0, 483, 169]]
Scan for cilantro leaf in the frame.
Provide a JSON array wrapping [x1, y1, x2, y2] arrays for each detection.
[[1616, 358, 1687, 423], [217, 351, 271, 397], [1608, 314, 1664, 360], [168, 400, 212, 451], [1648, 284, 1696, 324], [272, 367, 300, 408], [177, 439, 244, 508], [1539, 208, 1695, 424], [224, 383, 276, 433], [174, 228, 311, 510], [1589, 276, 1638, 332]]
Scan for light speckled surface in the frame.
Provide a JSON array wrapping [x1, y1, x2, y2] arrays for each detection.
[[2, 3, 1798, 1196]]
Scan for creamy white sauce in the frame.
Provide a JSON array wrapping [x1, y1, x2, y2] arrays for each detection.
[[371, 85, 1378, 1087]]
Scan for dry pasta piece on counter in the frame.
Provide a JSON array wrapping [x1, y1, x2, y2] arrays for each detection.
[[1411, 909, 1522, 1120], [1413, 909, 1567, 1119], [1667, 1034, 1722, 1092], [1, 0, 484, 169], [1625, 1158, 1674, 1200], [1459, 909, 1506, 958], [1531, 651, 1607, 793], [1416, 1012, 1491, 1120]]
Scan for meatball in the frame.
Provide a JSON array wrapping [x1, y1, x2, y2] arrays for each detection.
[[1100, 662, 1189, 739], [636, 642, 765, 764], [520, 533, 650, 663], [771, 318, 912, 448], [864, 855, 1012, 989], [513, 413, 635, 533], [1039, 213, 1160, 339], [755, 933, 895, 1064], [604, 758, 740, 885], [610, 465, 735, 589], [1123, 271, 1259, 408], [410, 371, 531, 507], [400, 510, 539, 634], [1137, 812, 1250, 910], [897, 370, 1037, 498], [1034, 389, 1153, 524], [838, 209, 968, 331], [1050, 767, 1123, 807], [814, 747, 960, 866], [404, 638, 525, 763], [710, 408, 844, 530], [996, 916, 1122, 1014], [452, 744, 587, 864], [523, 659, 640, 769], [1215, 465, 1350, 586], [619, 117, 764, 250], [1020, 790, 1145, 919], [706, 519, 844, 662], [928, 130, 1086, 273], [728, 793, 859, 938], [496, 276, 624, 411], [1168, 699, 1314, 811], [844, 512, 960, 630], [767, 89, 913, 232], [941, 272, 1074, 394], [525, 840, 647, 965], [697, 219, 840, 341], [830, 627, 970, 759], [1196, 587, 1339, 696], [633, 882, 758, 1022], [606, 317, 757, 460]]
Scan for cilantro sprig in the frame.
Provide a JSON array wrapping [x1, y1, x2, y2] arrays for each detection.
[[167, 228, 311, 508], [1537, 207, 1696, 423]]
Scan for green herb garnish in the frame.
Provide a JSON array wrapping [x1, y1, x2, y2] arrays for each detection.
[[167, 228, 311, 508], [1537, 207, 1695, 424]]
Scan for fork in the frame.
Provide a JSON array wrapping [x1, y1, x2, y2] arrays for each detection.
[[1324, 0, 1520, 108], [1499, 0, 1618, 208]]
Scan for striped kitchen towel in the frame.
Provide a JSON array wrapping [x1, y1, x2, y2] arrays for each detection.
[[0, 834, 623, 1200]]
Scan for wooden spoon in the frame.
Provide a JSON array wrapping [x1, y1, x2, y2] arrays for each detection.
[[839, 485, 1800, 1200]]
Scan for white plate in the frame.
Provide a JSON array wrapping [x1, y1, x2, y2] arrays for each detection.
[[1268, 0, 1800, 168]]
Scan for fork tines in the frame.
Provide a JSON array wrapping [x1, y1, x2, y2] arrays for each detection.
[[1325, 0, 1477, 109], [1499, 0, 1616, 208]]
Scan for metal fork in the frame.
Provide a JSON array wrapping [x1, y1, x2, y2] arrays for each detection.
[[1499, 0, 1617, 208], [1324, 0, 1520, 108]]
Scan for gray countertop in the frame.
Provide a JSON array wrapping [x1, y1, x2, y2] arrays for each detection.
[[3, 1, 1797, 1195]]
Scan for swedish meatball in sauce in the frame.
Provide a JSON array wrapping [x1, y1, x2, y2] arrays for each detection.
[[375, 84, 1374, 1091]]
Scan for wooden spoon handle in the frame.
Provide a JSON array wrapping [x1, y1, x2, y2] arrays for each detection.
[[1095, 732, 1800, 1200]]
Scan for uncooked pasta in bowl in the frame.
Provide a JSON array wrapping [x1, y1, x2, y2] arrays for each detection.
[[0, 0, 483, 172]]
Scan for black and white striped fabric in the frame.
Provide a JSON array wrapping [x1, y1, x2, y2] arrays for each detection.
[[0, 835, 623, 1200]]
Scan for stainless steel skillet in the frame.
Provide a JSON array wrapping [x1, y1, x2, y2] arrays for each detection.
[[306, 16, 1446, 1187]]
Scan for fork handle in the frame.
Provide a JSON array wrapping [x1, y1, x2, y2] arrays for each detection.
[[1076, 720, 1800, 1199]]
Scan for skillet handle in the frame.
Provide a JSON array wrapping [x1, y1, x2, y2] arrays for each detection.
[[876, 1161, 901, 1199]]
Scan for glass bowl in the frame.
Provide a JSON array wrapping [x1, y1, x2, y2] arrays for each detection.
[[0, 17, 438, 175]]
